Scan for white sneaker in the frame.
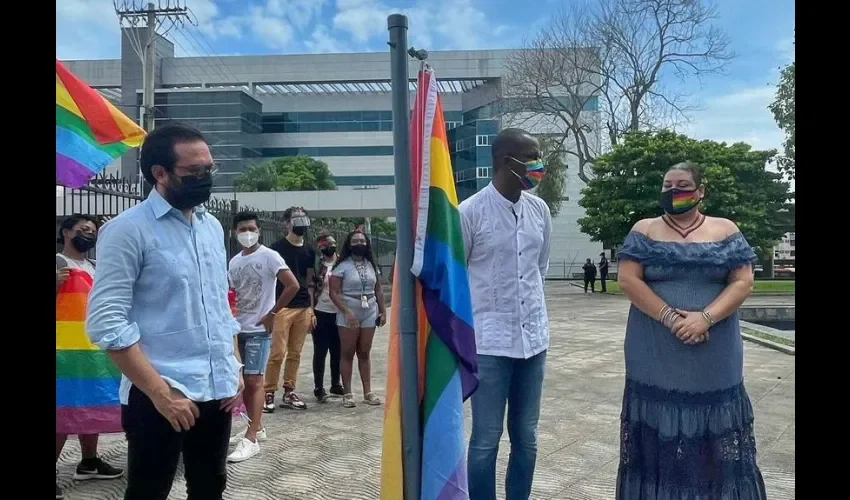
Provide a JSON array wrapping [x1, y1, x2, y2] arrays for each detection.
[[229, 427, 267, 445], [227, 437, 261, 463]]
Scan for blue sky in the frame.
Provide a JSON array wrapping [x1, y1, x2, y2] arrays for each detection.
[[57, 0, 794, 155]]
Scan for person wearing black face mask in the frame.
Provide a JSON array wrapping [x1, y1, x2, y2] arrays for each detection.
[[266, 207, 317, 411], [311, 232, 344, 402], [328, 230, 386, 409], [85, 123, 244, 500], [55, 214, 124, 499]]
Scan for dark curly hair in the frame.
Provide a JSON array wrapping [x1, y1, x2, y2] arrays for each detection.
[[333, 229, 378, 273], [57, 214, 99, 244]]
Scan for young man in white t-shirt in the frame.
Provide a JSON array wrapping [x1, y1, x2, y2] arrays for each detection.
[[226, 212, 299, 462]]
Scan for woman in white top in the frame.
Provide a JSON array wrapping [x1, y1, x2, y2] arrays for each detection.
[[55, 214, 124, 499], [329, 230, 387, 408], [311, 232, 344, 402]]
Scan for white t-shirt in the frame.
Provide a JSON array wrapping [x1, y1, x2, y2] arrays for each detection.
[[56, 253, 96, 278], [228, 245, 289, 334], [314, 260, 338, 314]]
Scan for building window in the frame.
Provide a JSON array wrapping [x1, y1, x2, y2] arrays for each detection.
[[261, 111, 461, 134], [261, 146, 394, 157], [476, 167, 492, 178], [476, 135, 494, 146], [789, 251, 795, 257]]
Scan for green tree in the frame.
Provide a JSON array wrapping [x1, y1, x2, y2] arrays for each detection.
[[769, 59, 795, 179], [578, 131, 792, 254], [535, 135, 568, 218], [235, 156, 336, 191]]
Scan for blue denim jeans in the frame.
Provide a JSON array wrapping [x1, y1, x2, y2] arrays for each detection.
[[467, 351, 547, 500]]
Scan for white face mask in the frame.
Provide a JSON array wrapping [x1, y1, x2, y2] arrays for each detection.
[[237, 231, 259, 248]]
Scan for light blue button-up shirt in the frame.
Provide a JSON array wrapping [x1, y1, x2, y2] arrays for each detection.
[[86, 189, 242, 405]]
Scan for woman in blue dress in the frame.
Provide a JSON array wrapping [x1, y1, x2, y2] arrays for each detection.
[[616, 162, 768, 499]]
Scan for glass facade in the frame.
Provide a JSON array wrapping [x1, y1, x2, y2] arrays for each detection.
[[262, 111, 464, 133], [144, 90, 263, 190], [261, 146, 393, 158], [448, 118, 498, 201]]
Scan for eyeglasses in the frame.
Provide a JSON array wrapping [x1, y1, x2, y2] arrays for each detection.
[[174, 163, 219, 178]]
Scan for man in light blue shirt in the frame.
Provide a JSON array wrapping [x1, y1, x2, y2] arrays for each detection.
[[86, 123, 243, 500]]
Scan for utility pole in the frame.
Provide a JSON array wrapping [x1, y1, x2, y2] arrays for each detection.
[[114, 0, 188, 193], [388, 14, 421, 500]]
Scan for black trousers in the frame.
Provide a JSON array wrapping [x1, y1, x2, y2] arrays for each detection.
[[600, 273, 608, 292], [122, 386, 231, 500], [313, 310, 341, 390], [584, 278, 596, 293]]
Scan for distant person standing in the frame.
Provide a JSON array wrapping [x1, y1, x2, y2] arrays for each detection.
[[55, 214, 123, 500], [461, 128, 552, 500], [265, 207, 317, 411], [599, 252, 609, 293], [312, 232, 344, 402], [86, 123, 243, 500], [226, 212, 299, 463], [583, 258, 597, 293]]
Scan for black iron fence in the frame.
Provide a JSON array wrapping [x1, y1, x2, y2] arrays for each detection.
[[56, 174, 288, 260], [309, 217, 397, 269]]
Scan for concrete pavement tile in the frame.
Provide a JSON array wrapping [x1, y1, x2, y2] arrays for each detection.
[[57, 287, 794, 500]]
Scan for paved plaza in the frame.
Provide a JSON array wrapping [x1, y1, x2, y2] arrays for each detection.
[[58, 283, 795, 499]]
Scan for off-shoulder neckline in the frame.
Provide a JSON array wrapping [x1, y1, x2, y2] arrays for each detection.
[[627, 231, 744, 245]]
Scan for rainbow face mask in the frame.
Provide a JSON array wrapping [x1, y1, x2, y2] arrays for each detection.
[[659, 188, 701, 215], [509, 157, 546, 190]]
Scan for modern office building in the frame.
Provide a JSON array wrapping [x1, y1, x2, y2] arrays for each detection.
[[61, 27, 603, 269], [774, 232, 796, 261]]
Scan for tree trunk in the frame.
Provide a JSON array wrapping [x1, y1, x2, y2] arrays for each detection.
[[764, 250, 775, 279]]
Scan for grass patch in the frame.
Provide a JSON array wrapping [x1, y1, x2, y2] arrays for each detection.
[[596, 280, 794, 295], [751, 281, 795, 293], [741, 327, 795, 347]]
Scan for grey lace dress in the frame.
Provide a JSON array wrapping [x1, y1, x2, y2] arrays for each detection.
[[615, 231, 768, 500]]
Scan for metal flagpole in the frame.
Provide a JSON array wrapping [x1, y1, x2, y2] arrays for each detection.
[[388, 13, 422, 500]]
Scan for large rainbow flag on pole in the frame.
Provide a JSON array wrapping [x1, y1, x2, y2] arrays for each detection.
[[380, 64, 478, 500], [56, 59, 146, 188], [56, 269, 122, 434]]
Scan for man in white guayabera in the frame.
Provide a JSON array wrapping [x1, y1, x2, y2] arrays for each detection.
[[460, 128, 553, 500]]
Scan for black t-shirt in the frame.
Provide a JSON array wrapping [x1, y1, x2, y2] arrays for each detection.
[[270, 238, 316, 308]]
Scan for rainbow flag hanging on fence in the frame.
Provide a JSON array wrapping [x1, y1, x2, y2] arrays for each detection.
[[380, 64, 478, 500], [56, 269, 122, 434], [56, 59, 146, 188]]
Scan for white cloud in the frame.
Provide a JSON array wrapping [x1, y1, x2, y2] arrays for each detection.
[[56, 0, 121, 59], [57, 0, 512, 58], [685, 85, 782, 152], [304, 24, 347, 53], [775, 35, 795, 64], [332, 0, 510, 51]]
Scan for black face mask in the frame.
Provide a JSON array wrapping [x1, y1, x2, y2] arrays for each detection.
[[163, 173, 213, 210], [321, 246, 337, 257], [350, 245, 368, 257], [292, 226, 308, 236], [71, 232, 96, 253]]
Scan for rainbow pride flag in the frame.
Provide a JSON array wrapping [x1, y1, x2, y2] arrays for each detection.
[[56, 59, 146, 188], [380, 64, 478, 500], [56, 269, 122, 434]]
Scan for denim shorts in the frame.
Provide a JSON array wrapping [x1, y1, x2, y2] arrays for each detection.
[[237, 332, 272, 375]]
